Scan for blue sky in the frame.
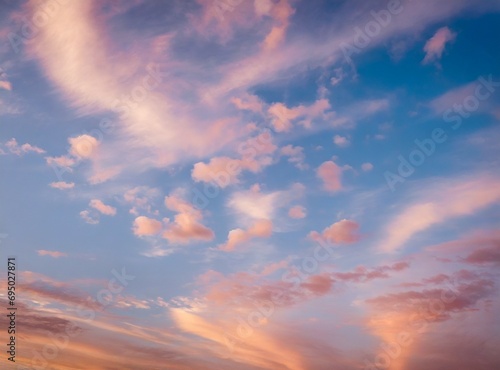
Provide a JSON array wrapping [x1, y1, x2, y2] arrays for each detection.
[[1, 0, 500, 369]]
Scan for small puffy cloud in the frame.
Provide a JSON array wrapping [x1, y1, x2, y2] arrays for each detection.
[[316, 161, 342, 192], [68, 134, 99, 159], [80, 210, 99, 225], [268, 102, 298, 132], [219, 219, 273, 251], [333, 135, 350, 147], [361, 162, 373, 172], [288, 205, 306, 219], [37, 250, 68, 258], [280, 145, 307, 170], [89, 199, 116, 216], [268, 99, 331, 132], [45, 155, 77, 169], [191, 131, 277, 188], [192, 156, 245, 188], [423, 27, 456, 64], [163, 194, 214, 244], [309, 219, 360, 245], [0, 81, 12, 91], [49, 181, 75, 190], [133, 216, 163, 236], [192, 131, 277, 187], [3, 138, 45, 155]]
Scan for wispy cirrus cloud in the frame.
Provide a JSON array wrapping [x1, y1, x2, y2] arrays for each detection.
[[378, 174, 500, 253]]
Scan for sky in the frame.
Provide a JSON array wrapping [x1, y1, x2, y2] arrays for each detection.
[[0, 0, 500, 369]]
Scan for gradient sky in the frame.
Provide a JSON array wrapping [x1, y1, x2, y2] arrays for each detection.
[[1, 0, 500, 369]]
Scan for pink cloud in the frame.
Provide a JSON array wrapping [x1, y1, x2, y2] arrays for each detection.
[[37, 250, 68, 258], [218, 219, 272, 251], [192, 131, 277, 188], [231, 93, 263, 113], [228, 182, 304, 222], [0, 80, 12, 91], [89, 199, 117, 216], [69, 134, 99, 159], [4, 138, 45, 155], [427, 230, 500, 267], [261, 0, 295, 51], [379, 175, 500, 253], [133, 216, 163, 236], [192, 156, 246, 188], [288, 205, 306, 219], [45, 155, 76, 169], [163, 194, 214, 244], [309, 219, 360, 245], [280, 145, 307, 170], [333, 134, 350, 147], [316, 160, 342, 192], [79, 210, 99, 225], [268, 98, 331, 132], [361, 162, 373, 172], [260, 258, 290, 276], [124, 186, 160, 215], [423, 27, 456, 64], [300, 273, 333, 295]]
